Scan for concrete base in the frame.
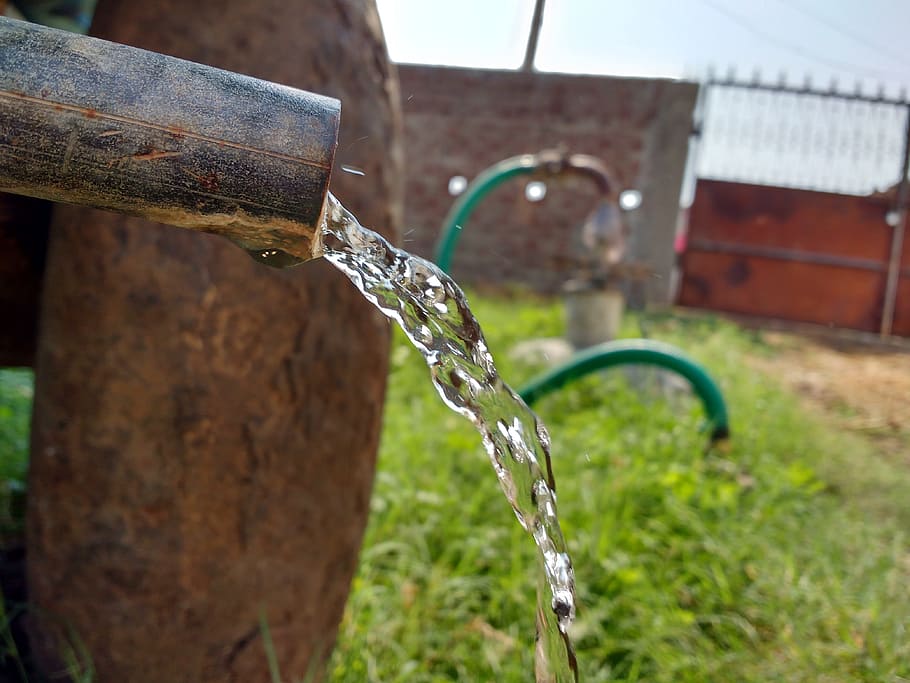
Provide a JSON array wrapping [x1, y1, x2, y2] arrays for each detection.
[[509, 337, 575, 367], [565, 286, 625, 350]]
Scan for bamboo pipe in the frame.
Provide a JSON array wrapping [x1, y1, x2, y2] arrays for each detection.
[[0, 16, 340, 267]]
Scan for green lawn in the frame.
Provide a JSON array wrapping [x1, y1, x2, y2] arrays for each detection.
[[1, 295, 908, 682], [328, 294, 910, 682]]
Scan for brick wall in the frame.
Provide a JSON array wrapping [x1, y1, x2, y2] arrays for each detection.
[[394, 65, 698, 303]]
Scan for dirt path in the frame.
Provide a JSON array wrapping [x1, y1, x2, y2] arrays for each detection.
[[750, 331, 910, 462]]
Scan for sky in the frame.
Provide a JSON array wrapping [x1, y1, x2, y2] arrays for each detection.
[[375, 0, 910, 98]]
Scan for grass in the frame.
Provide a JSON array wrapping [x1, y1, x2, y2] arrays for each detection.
[[0, 369, 31, 539], [327, 294, 910, 682], [1, 294, 909, 681]]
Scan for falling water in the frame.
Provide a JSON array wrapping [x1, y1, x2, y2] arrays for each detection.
[[319, 193, 578, 681]]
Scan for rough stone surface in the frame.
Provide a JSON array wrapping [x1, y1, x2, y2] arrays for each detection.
[[396, 65, 697, 303], [26, 1, 403, 681]]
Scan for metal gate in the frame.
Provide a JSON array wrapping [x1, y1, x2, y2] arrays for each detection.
[[677, 78, 910, 336]]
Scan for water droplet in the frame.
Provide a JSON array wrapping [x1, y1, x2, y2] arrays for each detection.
[[553, 597, 572, 620], [619, 189, 643, 210], [525, 181, 547, 202], [246, 248, 305, 269], [448, 175, 468, 195]]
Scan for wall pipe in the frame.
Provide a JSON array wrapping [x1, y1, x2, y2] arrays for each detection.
[[0, 17, 339, 268], [518, 339, 731, 444]]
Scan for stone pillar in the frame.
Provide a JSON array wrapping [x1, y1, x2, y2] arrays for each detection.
[[627, 81, 699, 307], [26, 1, 403, 681]]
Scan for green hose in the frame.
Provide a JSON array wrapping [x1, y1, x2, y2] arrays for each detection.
[[518, 339, 730, 443], [437, 155, 730, 443], [434, 155, 540, 273]]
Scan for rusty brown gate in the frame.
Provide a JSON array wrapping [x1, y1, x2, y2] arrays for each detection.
[[676, 79, 910, 336]]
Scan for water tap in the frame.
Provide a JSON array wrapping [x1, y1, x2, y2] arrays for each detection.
[[580, 199, 626, 267], [534, 150, 627, 274]]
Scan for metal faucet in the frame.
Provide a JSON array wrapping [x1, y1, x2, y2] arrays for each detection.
[[531, 150, 628, 278]]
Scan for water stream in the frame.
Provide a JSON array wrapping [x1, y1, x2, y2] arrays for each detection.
[[319, 193, 578, 681]]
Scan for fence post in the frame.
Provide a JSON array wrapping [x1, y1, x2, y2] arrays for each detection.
[[879, 103, 910, 336]]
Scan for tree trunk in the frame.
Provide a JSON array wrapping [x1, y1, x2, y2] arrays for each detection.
[[26, 1, 403, 681]]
